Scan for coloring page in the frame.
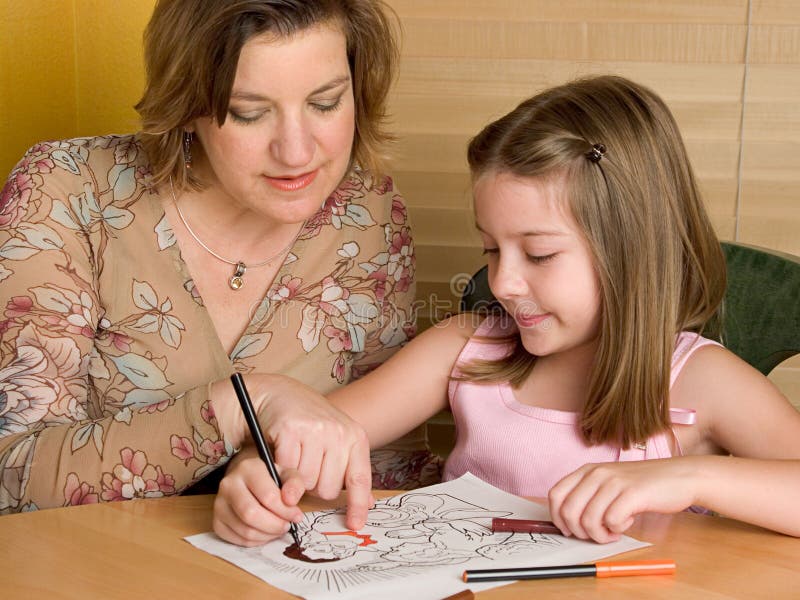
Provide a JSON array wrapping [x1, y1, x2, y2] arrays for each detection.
[[186, 473, 649, 599]]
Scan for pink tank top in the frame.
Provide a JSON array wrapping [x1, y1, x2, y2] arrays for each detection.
[[444, 315, 721, 497]]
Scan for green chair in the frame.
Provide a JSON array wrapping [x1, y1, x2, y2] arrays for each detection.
[[719, 242, 800, 375], [459, 241, 800, 375]]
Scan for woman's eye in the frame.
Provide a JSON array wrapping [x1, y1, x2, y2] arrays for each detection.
[[527, 253, 557, 264], [311, 97, 342, 113], [481, 248, 499, 256], [228, 110, 263, 124]]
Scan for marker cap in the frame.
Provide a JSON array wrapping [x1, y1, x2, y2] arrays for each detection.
[[595, 559, 676, 578]]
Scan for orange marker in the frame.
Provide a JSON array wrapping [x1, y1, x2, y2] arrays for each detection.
[[462, 559, 676, 583]]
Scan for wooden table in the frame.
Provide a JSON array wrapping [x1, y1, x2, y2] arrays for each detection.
[[1, 492, 798, 599]]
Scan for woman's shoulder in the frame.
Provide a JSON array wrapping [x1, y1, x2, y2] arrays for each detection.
[[314, 168, 407, 246], [12, 134, 143, 171], [337, 168, 402, 213], [6, 134, 148, 194], [347, 168, 397, 195], [3, 134, 152, 224]]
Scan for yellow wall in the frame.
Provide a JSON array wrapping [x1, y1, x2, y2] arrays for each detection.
[[1, 0, 77, 174], [0, 0, 154, 175], [73, 0, 155, 135]]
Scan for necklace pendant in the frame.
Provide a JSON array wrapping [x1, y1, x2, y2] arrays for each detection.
[[229, 262, 246, 290]]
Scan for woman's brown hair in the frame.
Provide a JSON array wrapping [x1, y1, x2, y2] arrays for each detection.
[[135, 0, 399, 190], [463, 75, 727, 449]]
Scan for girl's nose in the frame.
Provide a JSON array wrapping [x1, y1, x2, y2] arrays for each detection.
[[490, 260, 527, 300], [269, 112, 314, 168]]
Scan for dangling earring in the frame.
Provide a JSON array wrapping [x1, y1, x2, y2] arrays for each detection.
[[183, 131, 193, 170]]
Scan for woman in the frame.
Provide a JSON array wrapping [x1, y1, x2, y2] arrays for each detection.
[[0, 0, 439, 520]]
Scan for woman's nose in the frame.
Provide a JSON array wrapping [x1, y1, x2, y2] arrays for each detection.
[[269, 112, 314, 168]]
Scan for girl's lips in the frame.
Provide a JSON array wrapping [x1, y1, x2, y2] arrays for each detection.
[[515, 313, 551, 328], [264, 169, 318, 191]]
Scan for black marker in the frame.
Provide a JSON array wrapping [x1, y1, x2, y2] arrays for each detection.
[[462, 559, 676, 583], [230, 373, 301, 547]]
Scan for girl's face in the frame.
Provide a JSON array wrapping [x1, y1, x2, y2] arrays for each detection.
[[190, 22, 355, 224], [473, 171, 602, 358]]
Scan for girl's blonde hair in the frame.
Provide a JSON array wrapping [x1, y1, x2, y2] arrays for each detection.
[[135, 0, 399, 190], [463, 75, 726, 448]]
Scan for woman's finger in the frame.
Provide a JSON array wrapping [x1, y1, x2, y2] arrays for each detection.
[[342, 432, 373, 531], [295, 436, 325, 491], [273, 433, 302, 472], [279, 468, 308, 508], [314, 448, 345, 500]]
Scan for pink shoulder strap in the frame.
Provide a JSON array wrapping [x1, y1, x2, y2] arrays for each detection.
[[670, 332, 723, 387], [668, 332, 724, 426]]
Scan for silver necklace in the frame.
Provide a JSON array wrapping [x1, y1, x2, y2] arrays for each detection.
[[168, 178, 304, 290]]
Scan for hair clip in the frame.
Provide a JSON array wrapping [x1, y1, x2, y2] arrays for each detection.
[[586, 143, 606, 163]]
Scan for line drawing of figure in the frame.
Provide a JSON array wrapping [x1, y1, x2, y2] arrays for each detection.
[[234, 491, 564, 592], [475, 531, 563, 560], [366, 492, 512, 541], [285, 528, 380, 562]]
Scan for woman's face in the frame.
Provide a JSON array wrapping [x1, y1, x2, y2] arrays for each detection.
[[191, 22, 355, 224]]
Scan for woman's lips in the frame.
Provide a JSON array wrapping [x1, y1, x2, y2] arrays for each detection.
[[264, 169, 318, 191], [515, 312, 551, 328]]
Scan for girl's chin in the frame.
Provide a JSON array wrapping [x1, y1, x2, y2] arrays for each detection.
[[519, 337, 552, 357]]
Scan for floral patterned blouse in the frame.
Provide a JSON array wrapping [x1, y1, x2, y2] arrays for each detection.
[[0, 134, 441, 513]]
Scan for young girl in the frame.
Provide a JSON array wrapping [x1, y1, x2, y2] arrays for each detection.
[[213, 75, 800, 546]]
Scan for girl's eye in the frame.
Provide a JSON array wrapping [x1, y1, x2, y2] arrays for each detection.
[[311, 97, 342, 113], [481, 248, 499, 256], [527, 253, 557, 264]]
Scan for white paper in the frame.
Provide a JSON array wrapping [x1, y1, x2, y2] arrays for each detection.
[[186, 473, 649, 599]]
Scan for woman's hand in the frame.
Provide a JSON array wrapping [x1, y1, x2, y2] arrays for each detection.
[[210, 373, 374, 546], [547, 458, 700, 544]]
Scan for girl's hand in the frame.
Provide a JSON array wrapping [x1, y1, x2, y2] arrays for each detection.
[[210, 373, 374, 546], [547, 458, 700, 544], [213, 446, 306, 546]]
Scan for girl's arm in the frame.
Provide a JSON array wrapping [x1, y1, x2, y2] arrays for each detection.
[[549, 345, 800, 542], [328, 315, 479, 448], [672, 344, 800, 534]]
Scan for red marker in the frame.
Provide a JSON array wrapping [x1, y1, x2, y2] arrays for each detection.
[[491, 517, 562, 535], [463, 559, 676, 583]]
